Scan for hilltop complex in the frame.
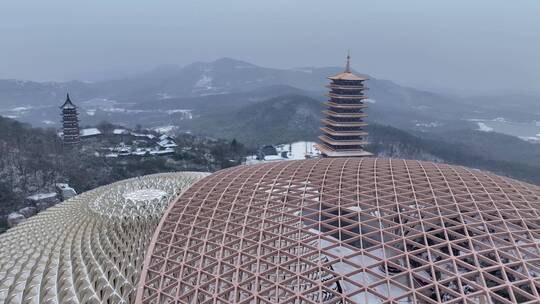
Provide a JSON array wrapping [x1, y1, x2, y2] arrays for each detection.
[[1, 56, 540, 303]]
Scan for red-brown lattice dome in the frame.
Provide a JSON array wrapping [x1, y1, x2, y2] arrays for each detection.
[[137, 158, 540, 303]]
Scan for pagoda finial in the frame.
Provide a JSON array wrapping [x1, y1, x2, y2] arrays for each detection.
[[345, 50, 351, 73], [66, 93, 71, 102]]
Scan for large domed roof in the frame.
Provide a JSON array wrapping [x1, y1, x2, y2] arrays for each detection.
[[0, 172, 207, 304], [137, 158, 540, 303]]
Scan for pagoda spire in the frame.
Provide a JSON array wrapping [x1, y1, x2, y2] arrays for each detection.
[[61, 92, 76, 109], [345, 50, 351, 73]]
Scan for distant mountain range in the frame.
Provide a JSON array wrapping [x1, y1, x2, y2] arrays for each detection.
[[2, 57, 539, 133], [1, 58, 540, 165]]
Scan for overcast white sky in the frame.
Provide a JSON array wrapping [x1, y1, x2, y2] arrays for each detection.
[[1, 0, 539, 94]]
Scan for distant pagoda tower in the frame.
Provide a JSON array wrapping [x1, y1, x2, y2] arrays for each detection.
[[316, 53, 372, 157], [60, 93, 80, 145]]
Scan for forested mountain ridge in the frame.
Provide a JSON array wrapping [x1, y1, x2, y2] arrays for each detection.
[[0, 115, 245, 231]]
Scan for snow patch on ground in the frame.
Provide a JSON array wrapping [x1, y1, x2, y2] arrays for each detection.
[[195, 75, 213, 88], [291, 67, 314, 74], [415, 121, 442, 128], [42, 120, 54, 125], [153, 125, 178, 134], [101, 107, 145, 114], [281, 141, 320, 160], [245, 141, 320, 165], [86, 110, 96, 116], [477, 122, 493, 132], [519, 136, 540, 143], [156, 93, 172, 99], [234, 65, 255, 69], [199, 91, 229, 96], [11, 106, 33, 112], [81, 98, 118, 106], [165, 109, 192, 119]]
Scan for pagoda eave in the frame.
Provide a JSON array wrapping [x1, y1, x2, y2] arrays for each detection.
[[326, 93, 368, 99], [326, 84, 366, 90], [319, 136, 368, 146], [315, 143, 372, 157], [324, 102, 367, 109], [328, 73, 369, 81], [321, 119, 368, 127], [320, 127, 368, 137], [323, 110, 367, 118]]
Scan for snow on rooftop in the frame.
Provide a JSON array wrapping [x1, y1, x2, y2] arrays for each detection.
[[80, 128, 102, 137], [113, 129, 128, 135], [123, 189, 168, 202], [150, 148, 175, 155], [131, 132, 155, 139], [27, 192, 57, 201], [195, 75, 213, 89], [158, 139, 178, 148], [154, 126, 178, 134]]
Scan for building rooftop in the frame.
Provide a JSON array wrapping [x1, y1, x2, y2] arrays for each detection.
[[328, 53, 369, 81], [80, 127, 102, 137], [328, 71, 369, 81], [0, 172, 207, 304], [60, 93, 77, 109], [137, 158, 540, 303]]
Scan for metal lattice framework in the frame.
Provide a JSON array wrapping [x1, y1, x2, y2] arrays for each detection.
[[137, 158, 540, 303], [0, 172, 207, 304]]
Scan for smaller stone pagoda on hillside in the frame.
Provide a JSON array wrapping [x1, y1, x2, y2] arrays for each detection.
[[60, 93, 80, 145]]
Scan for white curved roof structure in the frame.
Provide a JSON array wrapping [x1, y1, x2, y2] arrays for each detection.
[[0, 172, 207, 304]]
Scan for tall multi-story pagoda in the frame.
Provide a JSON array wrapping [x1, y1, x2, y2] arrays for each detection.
[[60, 93, 80, 145], [316, 54, 372, 157]]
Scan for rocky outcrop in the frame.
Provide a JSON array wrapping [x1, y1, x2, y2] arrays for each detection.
[[19, 207, 37, 218], [7, 213, 25, 228], [55, 183, 77, 201], [26, 192, 59, 207]]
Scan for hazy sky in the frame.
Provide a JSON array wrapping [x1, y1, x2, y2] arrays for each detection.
[[1, 0, 539, 94]]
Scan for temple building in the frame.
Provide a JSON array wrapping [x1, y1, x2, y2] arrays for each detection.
[[60, 93, 80, 145], [316, 53, 372, 157]]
